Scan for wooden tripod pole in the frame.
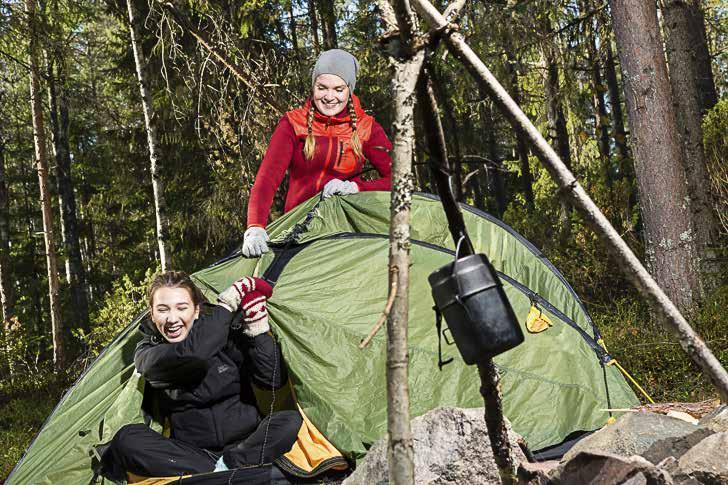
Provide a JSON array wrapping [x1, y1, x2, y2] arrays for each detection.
[[418, 63, 517, 484]]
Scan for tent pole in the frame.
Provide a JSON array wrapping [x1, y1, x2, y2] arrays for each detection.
[[411, 0, 728, 403], [418, 61, 517, 485]]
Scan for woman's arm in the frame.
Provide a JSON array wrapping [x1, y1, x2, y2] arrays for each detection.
[[134, 305, 235, 388], [354, 121, 393, 191], [240, 333, 288, 390], [246, 117, 297, 228]]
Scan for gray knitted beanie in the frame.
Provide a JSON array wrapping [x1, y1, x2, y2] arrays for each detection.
[[311, 49, 360, 92]]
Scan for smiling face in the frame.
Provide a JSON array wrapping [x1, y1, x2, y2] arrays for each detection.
[[151, 286, 200, 343], [312, 74, 350, 117]]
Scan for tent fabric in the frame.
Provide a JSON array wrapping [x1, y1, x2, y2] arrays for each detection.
[[8, 192, 638, 485]]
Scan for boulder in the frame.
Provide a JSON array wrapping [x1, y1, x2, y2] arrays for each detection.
[[551, 451, 673, 485], [563, 413, 697, 462], [642, 428, 715, 464], [675, 432, 728, 484], [698, 405, 728, 434], [342, 407, 527, 485]]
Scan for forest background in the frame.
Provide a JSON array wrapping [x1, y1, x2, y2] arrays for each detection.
[[0, 0, 727, 478]]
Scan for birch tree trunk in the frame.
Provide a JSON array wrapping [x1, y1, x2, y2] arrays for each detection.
[[660, 0, 720, 274], [47, 49, 90, 333], [27, 0, 65, 369], [127, 0, 171, 271], [609, 0, 701, 310]]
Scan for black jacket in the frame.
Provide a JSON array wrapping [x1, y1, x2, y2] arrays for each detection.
[[134, 304, 287, 452]]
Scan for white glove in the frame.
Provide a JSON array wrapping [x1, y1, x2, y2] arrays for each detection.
[[322, 179, 359, 199], [242, 226, 269, 258]]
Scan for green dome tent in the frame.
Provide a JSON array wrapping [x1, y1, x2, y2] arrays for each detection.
[[8, 192, 639, 484]]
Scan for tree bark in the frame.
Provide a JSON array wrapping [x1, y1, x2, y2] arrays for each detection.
[[539, 20, 572, 235], [604, 42, 630, 174], [411, 0, 728, 402], [317, 0, 337, 50], [503, 55, 534, 211], [479, 99, 508, 217], [307, 0, 321, 54], [27, 0, 65, 369], [609, 0, 701, 310], [0, 124, 13, 324], [377, 1, 423, 482], [47, 48, 90, 333], [660, 0, 720, 267], [127, 0, 171, 271]]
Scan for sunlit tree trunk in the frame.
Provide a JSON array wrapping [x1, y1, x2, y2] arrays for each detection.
[[660, 0, 720, 275], [609, 0, 701, 310], [27, 0, 65, 369], [127, 0, 171, 271]]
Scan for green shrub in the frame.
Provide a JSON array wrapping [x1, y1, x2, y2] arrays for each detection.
[[703, 98, 728, 238], [597, 285, 728, 403], [77, 267, 157, 361]]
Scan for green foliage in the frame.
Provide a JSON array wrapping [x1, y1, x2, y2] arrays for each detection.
[[703, 98, 728, 239], [77, 267, 156, 359], [597, 285, 728, 403], [0, 393, 57, 480]]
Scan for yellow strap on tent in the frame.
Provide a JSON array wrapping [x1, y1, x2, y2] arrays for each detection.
[[606, 358, 655, 404], [526, 304, 552, 333]]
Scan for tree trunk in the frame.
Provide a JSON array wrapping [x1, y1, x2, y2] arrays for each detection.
[[660, 0, 720, 270], [376, 1, 422, 482], [480, 99, 508, 217], [540, 23, 572, 235], [583, 2, 612, 189], [127, 0, 171, 271], [609, 0, 701, 310], [604, 42, 630, 174], [27, 0, 65, 369], [317, 0, 337, 50], [307, 0, 321, 54], [503, 55, 534, 211], [47, 48, 90, 334], [0, 126, 13, 324]]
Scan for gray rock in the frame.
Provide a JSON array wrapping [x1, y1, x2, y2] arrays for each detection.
[[698, 405, 728, 434], [563, 413, 698, 462], [676, 432, 728, 484], [342, 407, 527, 485], [552, 451, 673, 485], [643, 428, 715, 464]]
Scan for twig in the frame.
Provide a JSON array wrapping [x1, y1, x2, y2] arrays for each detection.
[[359, 267, 399, 349]]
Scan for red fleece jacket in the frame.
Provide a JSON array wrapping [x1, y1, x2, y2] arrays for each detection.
[[246, 97, 392, 228]]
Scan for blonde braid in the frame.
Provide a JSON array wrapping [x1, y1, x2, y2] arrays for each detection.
[[303, 103, 316, 160], [348, 100, 364, 159]]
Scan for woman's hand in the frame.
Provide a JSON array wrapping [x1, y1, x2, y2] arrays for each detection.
[[322, 178, 359, 198], [242, 226, 269, 257], [217, 277, 273, 337]]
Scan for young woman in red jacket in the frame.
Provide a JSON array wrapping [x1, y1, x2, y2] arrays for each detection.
[[242, 49, 393, 257]]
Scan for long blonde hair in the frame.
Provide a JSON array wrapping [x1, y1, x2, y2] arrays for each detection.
[[303, 99, 364, 161]]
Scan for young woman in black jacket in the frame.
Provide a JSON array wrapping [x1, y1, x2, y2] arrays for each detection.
[[100, 271, 301, 481]]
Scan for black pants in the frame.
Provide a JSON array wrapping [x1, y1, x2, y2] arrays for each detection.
[[103, 410, 302, 480]]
